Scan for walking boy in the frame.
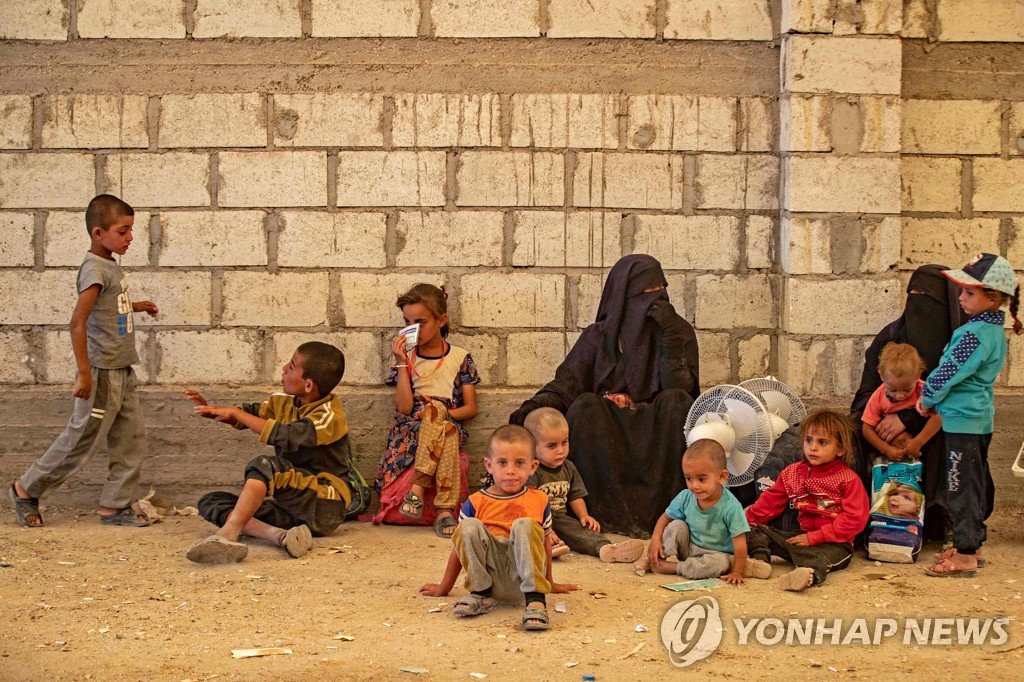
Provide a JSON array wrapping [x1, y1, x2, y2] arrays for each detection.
[[11, 194, 157, 527], [420, 425, 578, 631], [184, 342, 351, 564], [523, 408, 643, 562]]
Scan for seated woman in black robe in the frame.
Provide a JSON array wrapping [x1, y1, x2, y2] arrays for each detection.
[[509, 255, 699, 538], [850, 264, 963, 535]]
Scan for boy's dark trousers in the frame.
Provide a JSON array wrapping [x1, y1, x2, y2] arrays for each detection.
[[944, 432, 994, 554], [552, 512, 608, 556], [747, 525, 853, 586]]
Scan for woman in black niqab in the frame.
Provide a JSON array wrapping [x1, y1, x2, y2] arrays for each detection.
[[510, 255, 700, 537]]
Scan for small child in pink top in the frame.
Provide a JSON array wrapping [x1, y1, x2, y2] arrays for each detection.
[[861, 343, 942, 462]]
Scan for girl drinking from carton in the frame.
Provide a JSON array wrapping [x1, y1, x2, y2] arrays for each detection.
[[745, 410, 870, 591], [374, 284, 480, 538], [917, 254, 1022, 578]]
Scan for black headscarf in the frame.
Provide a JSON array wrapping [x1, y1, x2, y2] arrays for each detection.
[[591, 254, 669, 402]]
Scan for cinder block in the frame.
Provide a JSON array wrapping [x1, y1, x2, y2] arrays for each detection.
[[784, 0, 903, 35], [156, 330, 260, 384], [972, 159, 1024, 213], [106, 153, 210, 208], [0, 1, 67, 40], [0, 153, 95, 209], [784, 35, 901, 95], [219, 151, 327, 208], [0, 96, 33, 149], [832, 337, 865, 397], [547, 0, 655, 38], [695, 274, 774, 329], [396, 211, 504, 267], [739, 98, 774, 152], [780, 217, 831, 275], [1007, 218, 1024, 268], [311, 0, 420, 37], [901, 157, 962, 213], [780, 95, 831, 152], [193, 0, 301, 38], [780, 336, 831, 397], [78, 0, 185, 38], [695, 155, 778, 210], [901, 0, 930, 38], [628, 96, 736, 152], [666, 0, 773, 40], [738, 334, 771, 380], [508, 95, 619, 149], [512, 211, 621, 268], [0, 270, 76, 324], [937, 0, 1024, 42], [40, 95, 148, 149], [575, 273, 604, 328], [274, 94, 384, 148], [507, 332, 567, 386], [129, 270, 213, 327], [460, 273, 565, 328], [785, 278, 902, 334], [860, 217, 901, 273], [159, 211, 268, 266], [457, 152, 564, 207], [902, 100, 1001, 155], [900, 218, 1001, 271], [859, 96, 900, 152], [392, 94, 499, 148], [447, 332, 499, 385], [1010, 102, 1024, 156], [43, 328, 152, 383], [432, 0, 539, 37], [278, 211, 387, 268], [221, 271, 330, 327], [573, 153, 684, 210], [273, 330, 383, 387], [0, 331, 33, 383], [1008, 329, 1024, 387], [0, 212, 35, 266], [785, 156, 899, 213], [338, 273, 447, 327], [45, 210, 151, 267], [159, 94, 265, 149], [336, 151, 446, 207], [632, 215, 740, 271], [697, 331, 731, 386], [746, 215, 774, 270]]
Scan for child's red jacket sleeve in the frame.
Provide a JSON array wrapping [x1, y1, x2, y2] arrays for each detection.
[[805, 476, 870, 546], [745, 477, 789, 526]]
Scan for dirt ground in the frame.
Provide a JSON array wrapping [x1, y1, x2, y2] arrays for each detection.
[[2, 505, 1024, 681]]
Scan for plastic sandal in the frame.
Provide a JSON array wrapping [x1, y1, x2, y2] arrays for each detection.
[[433, 513, 458, 539], [399, 491, 424, 520], [9, 484, 43, 527], [522, 606, 550, 631], [99, 506, 150, 527], [924, 557, 977, 578], [453, 593, 495, 617]]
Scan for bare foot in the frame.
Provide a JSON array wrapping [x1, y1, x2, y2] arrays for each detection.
[[651, 558, 678, 575], [779, 567, 815, 591], [633, 555, 651, 576], [743, 558, 772, 579]]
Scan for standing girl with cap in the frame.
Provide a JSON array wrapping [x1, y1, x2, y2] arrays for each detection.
[[916, 253, 1021, 578]]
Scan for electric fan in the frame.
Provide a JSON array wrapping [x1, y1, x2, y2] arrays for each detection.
[[737, 376, 807, 441], [683, 384, 774, 487]]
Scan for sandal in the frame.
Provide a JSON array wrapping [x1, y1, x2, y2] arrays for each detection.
[[453, 593, 495, 618], [433, 512, 458, 539], [924, 557, 977, 578], [522, 605, 550, 631], [934, 547, 986, 568], [99, 506, 150, 527], [10, 484, 43, 527], [399, 491, 424, 520]]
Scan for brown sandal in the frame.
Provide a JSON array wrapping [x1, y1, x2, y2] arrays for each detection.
[[399, 491, 424, 520]]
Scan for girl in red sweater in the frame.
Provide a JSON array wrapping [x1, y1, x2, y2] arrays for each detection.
[[745, 410, 870, 591]]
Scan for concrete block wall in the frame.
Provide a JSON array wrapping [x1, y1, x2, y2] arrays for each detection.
[[2, 1, 1024, 503]]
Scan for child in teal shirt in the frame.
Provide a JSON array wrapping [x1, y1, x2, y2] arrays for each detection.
[[918, 253, 1021, 578]]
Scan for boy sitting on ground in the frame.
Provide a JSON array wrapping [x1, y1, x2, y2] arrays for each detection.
[[636, 439, 768, 584], [183, 342, 352, 564], [523, 408, 644, 563], [420, 425, 578, 631]]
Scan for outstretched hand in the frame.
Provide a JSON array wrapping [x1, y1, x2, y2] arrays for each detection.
[[182, 389, 208, 407], [194, 405, 239, 426]]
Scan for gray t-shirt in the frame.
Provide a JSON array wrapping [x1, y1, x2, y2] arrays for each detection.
[[528, 460, 588, 515], [78, 252, 139, 369]]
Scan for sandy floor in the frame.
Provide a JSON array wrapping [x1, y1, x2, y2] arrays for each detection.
[[2, 505, 1024, 681]]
